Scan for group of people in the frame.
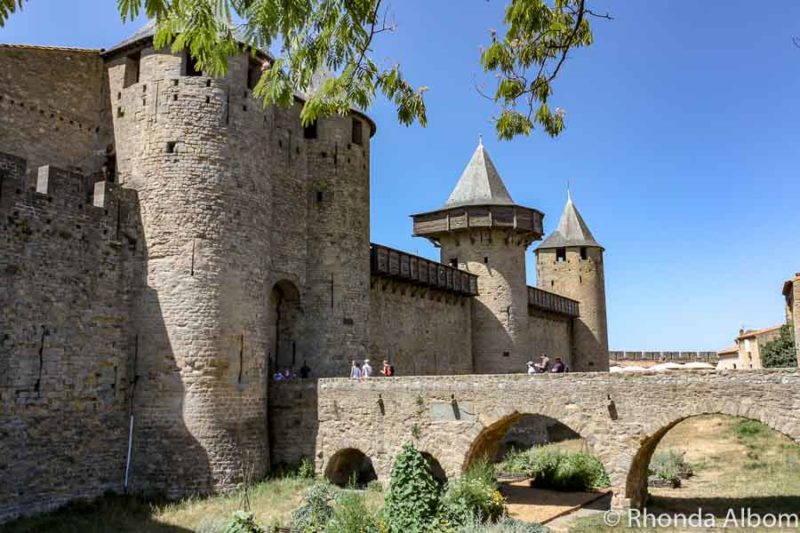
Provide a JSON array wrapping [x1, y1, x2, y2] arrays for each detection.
[[350, 359, 395, 379], [272, 360, 312, 381], [526, 353, 566, 374]]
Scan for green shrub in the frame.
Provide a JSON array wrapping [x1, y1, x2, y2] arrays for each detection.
[[649, 449, 692, 488], [222, 511, 264, 533], [383, 443, 442, 533], [291, 482, 334, 532], [297, 458, 316, 479], [440, 460, 505, 526], [735, 420, 764, 438], [523, 446, 609, 492], [457, 515, 550, 532], [327, 491, 380, 533], [496, 448, 534, 475]]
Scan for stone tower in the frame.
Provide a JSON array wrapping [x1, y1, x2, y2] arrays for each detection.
[[412, 140, 543, 373], [536, 192, 608, 371], [103, 21, 373, 495]]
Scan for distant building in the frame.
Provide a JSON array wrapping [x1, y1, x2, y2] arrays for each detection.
[[783, 273, 800, 365], [716, 345, 739, 370], [724, 325, 784, 369]]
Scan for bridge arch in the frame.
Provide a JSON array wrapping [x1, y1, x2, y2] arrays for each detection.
[[324, 448, 378, 487], [462, 410, 615, 481], [626, 406, 800, 509]]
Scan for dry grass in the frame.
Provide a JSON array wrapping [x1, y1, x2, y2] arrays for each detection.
[[568, 415, 800, 532], [1, 477, 385, 533]]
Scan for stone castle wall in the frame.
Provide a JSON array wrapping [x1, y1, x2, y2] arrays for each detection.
[[527, 309, 573, 368], [0, 152, 140, 522], [267, 381, 319, 467], [368, 280, 473, 375], [537, 246, 608, 371], [0, 46, 110, 176]]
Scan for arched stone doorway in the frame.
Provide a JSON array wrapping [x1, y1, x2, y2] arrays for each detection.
[[324, 448, 378, 487], [626, 413, 800, 510], [268, 280, 301, 374]]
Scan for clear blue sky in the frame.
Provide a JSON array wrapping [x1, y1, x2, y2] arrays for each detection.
[[3, 1, 799, 350]]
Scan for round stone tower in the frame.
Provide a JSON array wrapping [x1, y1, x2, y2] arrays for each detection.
[[105, 22, 278, 495], [412, 140, 543, 373], [536, 192, 608, 371]]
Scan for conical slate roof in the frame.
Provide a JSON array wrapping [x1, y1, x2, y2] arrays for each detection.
[[538, 192, 603, 250], [444, 139, 514, 208]]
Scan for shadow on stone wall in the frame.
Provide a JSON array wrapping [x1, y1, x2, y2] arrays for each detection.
[[128, 286, 212, 498]]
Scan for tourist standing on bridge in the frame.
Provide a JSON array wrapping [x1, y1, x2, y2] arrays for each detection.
[[526, 361, 536, 375], [381, 360, 395, 377], [534, 353, 550, 373], [362, 359, 373, 378], [551, 357, 566, 373], [350, 361, 362, 379]]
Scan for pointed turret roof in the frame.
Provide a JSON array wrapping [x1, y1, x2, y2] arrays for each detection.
[[538, 191, 603, 250], [443, 138, 514, 208]]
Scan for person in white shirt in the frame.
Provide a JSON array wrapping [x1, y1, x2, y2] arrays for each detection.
[[350, 361, 362, 379], [362, 359, 373, 378], [526, 361, 536, 375]]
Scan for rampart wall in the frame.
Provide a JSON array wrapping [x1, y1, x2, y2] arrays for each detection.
[[368, 280, 473, 375], [0, 152, 140, 521]]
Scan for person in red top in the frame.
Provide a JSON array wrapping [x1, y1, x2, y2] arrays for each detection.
[[381, 360, 395, 377]]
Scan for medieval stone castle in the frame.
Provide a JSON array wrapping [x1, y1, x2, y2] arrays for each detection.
[[0, 23, 609, 520]]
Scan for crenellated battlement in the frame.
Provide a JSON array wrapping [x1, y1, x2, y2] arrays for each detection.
[[0, 152, 140, 247]]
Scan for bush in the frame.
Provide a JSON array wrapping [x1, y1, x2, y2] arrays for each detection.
[[735, 420, 764, 438], [326, 491, 380, 533], [648, 449, 692, 488], [519, 446, 610, 492], [440, 460, 505, 526], [292, 482, 334, 532], [457, 515, 550, 532], [383, 443, 442, 532], [496, 448, 534, 475], [222, 511, 264, 533], [297, 458, 316, 479]]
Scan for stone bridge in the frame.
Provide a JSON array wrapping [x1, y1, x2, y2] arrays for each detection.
[[313, 370, 800, 509]]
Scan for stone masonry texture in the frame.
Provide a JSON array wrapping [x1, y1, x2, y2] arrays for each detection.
[[315, 370, 800, 511], [0, 29, 621, 522]]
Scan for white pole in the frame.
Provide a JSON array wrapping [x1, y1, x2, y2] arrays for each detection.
[[124, 414, 134, 490]]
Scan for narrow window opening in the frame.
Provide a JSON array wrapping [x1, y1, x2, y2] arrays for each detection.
[[173, 79, 179, 87], [316, 191, 324, 203], [550, 280, 554, 288], [351, 117, 363, 145], [247, 58, 261, 90], [173, 94, 178, 101], [580, 247, 588, 260], [502, 351, 510, 358], [124, 51, 140, 88], [205, 79, 211, 88], [449, 258, 458, 268], [184, 52, 202, 76], [166, 141, 177, 154], [205, 96, 210, 104], [556, 247, 566, 262], [303, 120, 318, 139], [117, 107, 124, 118]]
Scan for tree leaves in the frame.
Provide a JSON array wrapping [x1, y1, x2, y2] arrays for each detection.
[[3, 0, 605, 140], [0, 0, 25, 27], [480, 0, 606, 139]]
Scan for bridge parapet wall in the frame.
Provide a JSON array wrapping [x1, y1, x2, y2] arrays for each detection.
[[316, 370, 800, 509]]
